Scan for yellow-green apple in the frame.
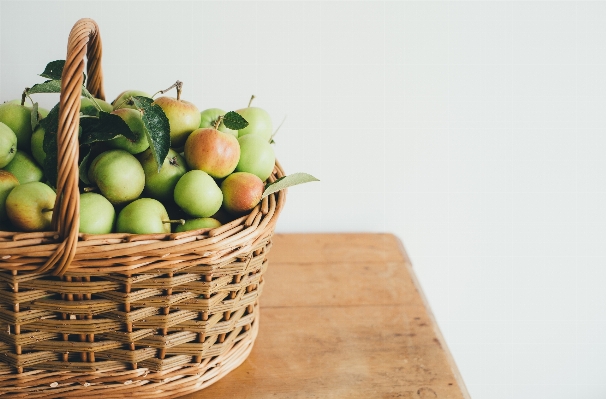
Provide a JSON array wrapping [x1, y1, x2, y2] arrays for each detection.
[[0, 122, 17, 168], [236, 134, 275, 181], [184, 127, 240, 179], [0, 102, 34, 152], [30, 126, 45, 166], [174, 170, 223, 217], [80, 97, 113, 116], [5, 181, 56, 231], [79, 192, 115, 234], [112, 90, 151, 110], [138, 148, 187, 203], [0, 170, 19, 222], [174, 217, 221, 233], [236, 106, 273, 142], [3, 151, 44, 184], [116, 198, 171, 234], [88, 149, 145, 205], [199, 108, 238, 137], [108, 108, 149, 154], [221, 172, 264, 214], [6, 99, 49, 119], [154, 96, 201, 148]]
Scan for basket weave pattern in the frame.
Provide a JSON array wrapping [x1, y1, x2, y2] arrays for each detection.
[[0, 19, 285, 398]]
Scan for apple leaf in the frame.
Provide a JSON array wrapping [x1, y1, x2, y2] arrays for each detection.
[[131, 96, 170, 172], [79, 112, 136, 145], [262, 172, 319, 199], [78, 145, 92, 185], [223, 111, 248, 130], [41, 103, 60, 187], [40, 60, 65, 80], [30, 102, 39, 131], [28, 79, 62, 95]]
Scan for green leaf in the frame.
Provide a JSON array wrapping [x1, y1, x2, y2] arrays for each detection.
[[131, 96, 170, 172], [29, 80, 62, 95], [78, 145, 92, 185], [262, 172, 319, 199], [223, 111, 248, 130], [80, 111, 136, 145], [40, 60, 65, 80], [30, 102, 39, 131], [41, 103, 60, 187]]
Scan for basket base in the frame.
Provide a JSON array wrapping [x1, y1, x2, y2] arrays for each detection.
[[0, 311, 260, 398]]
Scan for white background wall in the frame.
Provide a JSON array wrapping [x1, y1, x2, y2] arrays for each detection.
[[1, 2, 604, 398]]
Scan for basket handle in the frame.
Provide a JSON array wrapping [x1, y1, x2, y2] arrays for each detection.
[[39, 18, 105, 276]]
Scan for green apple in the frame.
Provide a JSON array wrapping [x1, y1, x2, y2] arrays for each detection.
[[0, 122, 17, 168], [5, 99, 49, 119], [236, 134, 275, 181], [236, 107, 273, 142], [112, 90, 151, 110], [30, 126, 46, 166], [116, 198, 171, 234], [80, 97, 113, 116], [138, 148, 187, 203], [5, 181, 56, 231], [108, 108, 149, 154], [199, 108, 238, 138], [174, 217, 221, 233], [79, 192, 115, 234], [0, 170, 19, 222], [184, 127, 240, 179], [0, 103, 32, 152], [88, 149, 145, 205], [154, 96, 201, 148], [174, 170, 222, 218], [3, 151, 44, 184], [221, 172, 264, 214]]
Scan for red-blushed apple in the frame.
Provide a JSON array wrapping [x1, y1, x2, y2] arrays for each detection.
[[108, 108, 150, 154], [0, 122, 17, 168], [221, 172, 264, 214], [0, 170, 19, 222], [174, 217, 221, 233], [154, 96, 201, 149], [184, 127, 240, 179], [116, 198, 171, 234], [174, 170, 223, 218], [88, 149, 145, 205], [236, 134, 275, 181], [5, 181, 56, 231], [138, 148, 187, 203], [79, 192, 115, 234]]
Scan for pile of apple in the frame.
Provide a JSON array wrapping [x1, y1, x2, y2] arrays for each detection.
[[0, 86, 277, 235]]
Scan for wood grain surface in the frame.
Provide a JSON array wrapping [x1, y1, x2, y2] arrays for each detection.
[[180, 233, 469, 399]]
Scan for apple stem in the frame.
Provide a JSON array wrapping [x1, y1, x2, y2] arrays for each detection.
[[248, 95, 255, 108], [21, 90, 28, 106], [83, 187, 97, 193], [163, 219, 185, 225], [153, 81, 183, 100], [213, 115, 224, 130]]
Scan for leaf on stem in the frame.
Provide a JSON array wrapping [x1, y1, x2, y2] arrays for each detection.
[[131, 96, 170, 172], [30, 102, 39, 131], [80, 111, 136, 145], [223, 111, 248, 130], [41, 103, 60, 187], [262, 173, 319, 199]]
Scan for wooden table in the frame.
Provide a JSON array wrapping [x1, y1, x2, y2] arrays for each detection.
[[181, 233, 469, 398]]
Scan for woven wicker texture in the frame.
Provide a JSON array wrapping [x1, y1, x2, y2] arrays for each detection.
[[0, 18, 285, 398]]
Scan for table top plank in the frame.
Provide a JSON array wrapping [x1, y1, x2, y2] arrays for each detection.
[[181, 233, 468, 399]]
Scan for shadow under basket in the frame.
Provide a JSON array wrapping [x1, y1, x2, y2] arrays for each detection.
[[0, 18, 286, 398]]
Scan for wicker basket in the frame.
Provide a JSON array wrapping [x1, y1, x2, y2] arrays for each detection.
[[0, 18, 285, 398]]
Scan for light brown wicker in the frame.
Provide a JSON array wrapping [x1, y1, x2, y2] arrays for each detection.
[[0, 18, 285, 398]]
